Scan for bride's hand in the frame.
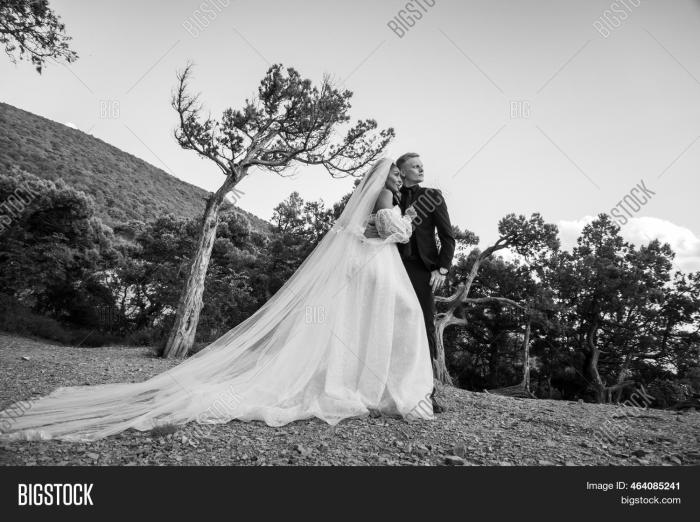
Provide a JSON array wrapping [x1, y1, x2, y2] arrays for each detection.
[[405, 206, 418, 220]]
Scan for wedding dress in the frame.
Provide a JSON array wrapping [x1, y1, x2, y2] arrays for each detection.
[[0, 158, 434, 441]]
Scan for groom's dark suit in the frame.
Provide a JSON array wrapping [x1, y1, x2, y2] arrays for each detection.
[[398, 185, 455, 361]]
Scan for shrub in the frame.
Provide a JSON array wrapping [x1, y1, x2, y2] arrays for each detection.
[[150, 423, 178, 437], [680, 367, 700, 394], [67, 329, 120, 348], [646, 378, 691, 408], [0, 294, 119, 347], [125, 327, 161, 348], [0, 294, 72, 344]]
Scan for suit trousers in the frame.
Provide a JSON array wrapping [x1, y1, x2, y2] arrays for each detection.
[[403, 258, 437, 361]]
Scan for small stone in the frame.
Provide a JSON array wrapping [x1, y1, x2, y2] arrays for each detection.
[[295, 444, 312, 457], [21, 356, 30, 361], [452, 443, 468, 458], [538, 460, 555, 466], [497, 461, 512, 466], [444, 455, 466, 466], [86, 452, 99, 460], [666, 455, 682, 465], [632, 448, 650, 458], [412, 445, 429, 457]]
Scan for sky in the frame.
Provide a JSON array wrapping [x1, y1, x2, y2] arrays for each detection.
[[2, 0, 699, 271]]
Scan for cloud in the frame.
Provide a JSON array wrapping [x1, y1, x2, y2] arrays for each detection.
[[623, 217, 700, 273], [557, 215, 700, 273], [557, 215, 596, 251]]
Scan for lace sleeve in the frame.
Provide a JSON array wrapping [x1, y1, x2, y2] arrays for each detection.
[[373, 208, 413, 243]]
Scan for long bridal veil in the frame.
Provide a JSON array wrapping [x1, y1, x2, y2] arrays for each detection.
[[0, 158, 432, 441]]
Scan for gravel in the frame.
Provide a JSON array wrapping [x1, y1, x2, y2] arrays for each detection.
[[1, 333, 698, 466]]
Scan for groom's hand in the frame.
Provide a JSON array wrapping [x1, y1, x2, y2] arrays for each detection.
[[429, 270, 446, 292], [363, 223, 380, 238]]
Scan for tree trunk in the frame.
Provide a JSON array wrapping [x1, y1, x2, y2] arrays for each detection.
[[613, 354, 632, 403], [584, 324, 606, 402], [434, 312, 456, 385], [604, 380, 636, 402], [520, 320, 532, 392], [433, 255, 484, 385], [163, 179, 234, 358]]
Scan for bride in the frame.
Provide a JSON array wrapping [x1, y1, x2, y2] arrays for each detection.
[[0, 158, 435, 441]]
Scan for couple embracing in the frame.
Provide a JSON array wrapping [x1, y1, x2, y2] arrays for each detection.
[[0, 153, 455, 441], [363, 153, 455, 413]]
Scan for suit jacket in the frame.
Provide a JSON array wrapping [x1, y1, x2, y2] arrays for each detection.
[[398, 186, 455, 272]]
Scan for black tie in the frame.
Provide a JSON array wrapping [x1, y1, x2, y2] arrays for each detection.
[[400, 185, 417, 212]]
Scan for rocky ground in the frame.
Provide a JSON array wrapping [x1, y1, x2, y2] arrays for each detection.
[[0, 333, 698, 466]]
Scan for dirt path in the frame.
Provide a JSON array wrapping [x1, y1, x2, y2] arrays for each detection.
[[1, 333, 698, 466]]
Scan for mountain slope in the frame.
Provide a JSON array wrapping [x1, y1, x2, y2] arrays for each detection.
[[0, 102, 270, 231]]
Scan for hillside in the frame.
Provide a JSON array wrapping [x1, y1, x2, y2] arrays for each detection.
[[1, 333, 698, 466], [0, 102, 270, 232]]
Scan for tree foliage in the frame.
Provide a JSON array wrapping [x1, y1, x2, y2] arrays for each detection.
[[441, 212, 699, 405], [0, 0, 77, 72], [173, 64, 395, 178]]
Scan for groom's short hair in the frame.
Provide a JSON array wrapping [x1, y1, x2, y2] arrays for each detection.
[[396, 152, 420, 170]]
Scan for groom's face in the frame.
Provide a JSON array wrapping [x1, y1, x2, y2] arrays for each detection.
[[400, 157, 424, 186]]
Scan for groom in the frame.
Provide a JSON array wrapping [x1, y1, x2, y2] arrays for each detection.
[[396, 153, 455, 413]]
